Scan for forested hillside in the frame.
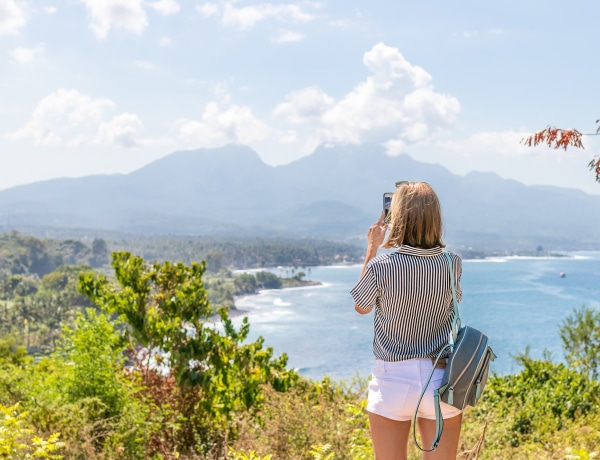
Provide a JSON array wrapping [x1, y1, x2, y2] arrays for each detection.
[[107, 234, 363, 269]]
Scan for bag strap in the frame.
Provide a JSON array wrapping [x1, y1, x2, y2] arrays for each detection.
[[412, 344, 452, 451], [412, 252, 459, 451], [445, 252, 461, 345]]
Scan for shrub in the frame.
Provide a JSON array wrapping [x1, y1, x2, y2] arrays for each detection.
[[0, 402, 65, 459]]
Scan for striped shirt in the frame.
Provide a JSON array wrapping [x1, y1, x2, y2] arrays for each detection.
[[350, 245, 463, 362]]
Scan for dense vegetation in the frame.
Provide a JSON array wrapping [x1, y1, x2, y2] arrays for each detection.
[[106, 235, 363, 269], [0, 232, 599, 459], [0, 232, 320, 356]]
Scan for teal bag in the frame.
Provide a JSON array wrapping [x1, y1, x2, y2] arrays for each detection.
[[413, 252, 496, 451]]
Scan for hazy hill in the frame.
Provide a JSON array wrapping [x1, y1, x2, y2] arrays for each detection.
[[1, 144, 599, 250]]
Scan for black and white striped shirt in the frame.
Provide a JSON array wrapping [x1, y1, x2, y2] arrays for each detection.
[[351, 245, 462, 362]]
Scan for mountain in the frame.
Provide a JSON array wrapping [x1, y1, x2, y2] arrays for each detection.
[[1, 144, 599, 250]]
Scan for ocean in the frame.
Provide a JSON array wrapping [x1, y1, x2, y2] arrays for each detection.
[[233, 252, 600, 381]]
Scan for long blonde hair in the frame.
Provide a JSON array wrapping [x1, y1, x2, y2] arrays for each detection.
[[383, 182, 445, 249]]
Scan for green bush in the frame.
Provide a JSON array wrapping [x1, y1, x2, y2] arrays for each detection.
[[460, 354, 600, 459], [58, 309, 129, 420], [0, 402, 65, 459]]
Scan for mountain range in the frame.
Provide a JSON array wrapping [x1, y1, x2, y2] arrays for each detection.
[[1, 144, 599, 251]]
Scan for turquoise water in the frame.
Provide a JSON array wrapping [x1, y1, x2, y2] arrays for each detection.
[[233, 252, 600, 381]]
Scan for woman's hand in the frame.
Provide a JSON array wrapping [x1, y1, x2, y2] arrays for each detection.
[[367, 212, 388, 251], [355, 212, 389, 306]]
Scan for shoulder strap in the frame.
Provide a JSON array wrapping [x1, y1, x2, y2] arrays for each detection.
[[444, 252, 461, 345]]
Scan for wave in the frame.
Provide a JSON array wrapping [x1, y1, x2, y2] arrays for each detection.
[[464, 258, 508, 263]]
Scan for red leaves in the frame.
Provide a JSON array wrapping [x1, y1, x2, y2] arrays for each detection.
[[522, 127, 584, 150], [588, 156, 600, 183], [523, 121, 600, 183]]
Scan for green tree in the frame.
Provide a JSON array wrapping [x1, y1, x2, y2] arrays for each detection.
[[90, 238, 109, 267], [234, 273, 257, 294], [255, 271, 281, 289], [205, 251, 225, 273], [78, 252, 298, 426], [560, 306, 600, 380], [13, 296, 41, 351]]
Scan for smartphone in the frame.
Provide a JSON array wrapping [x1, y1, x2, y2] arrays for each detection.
[[383, 192, 394, 223]]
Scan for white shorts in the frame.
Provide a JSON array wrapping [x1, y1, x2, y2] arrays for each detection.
[[367, 358, 462, 421]]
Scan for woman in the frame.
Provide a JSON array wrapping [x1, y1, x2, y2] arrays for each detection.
[[351, 182, 463, 460]]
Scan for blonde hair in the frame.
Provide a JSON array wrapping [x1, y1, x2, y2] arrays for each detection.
[[383, 182, 445, 249]]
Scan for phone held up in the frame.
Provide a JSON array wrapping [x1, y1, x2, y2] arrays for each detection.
[[383, 192, 394, 224]]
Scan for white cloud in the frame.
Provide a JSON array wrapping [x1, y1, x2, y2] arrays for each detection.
[[96, 113, 144, 147], [147, 0, 180, 16], [274, 86, 334, 124], [5, 88, 149, 148], [175, 102, 270, 147], [384, 138, 407, 156], [196, 2, 219, 17], [43, 6, 57, 14], [272, 29, 304, 43], [0, 0, 27, 35], [279, 130, 298, 144], [9, 43, 45, 65], [273, 42, 460, 148], [133, 59, 154, 70], [7, 89, 116, 145], [199, 1, 313, 30], [81, 0, 148, 39]]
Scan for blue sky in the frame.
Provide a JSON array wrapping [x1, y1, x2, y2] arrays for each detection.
[[1, 0, 599, 193]]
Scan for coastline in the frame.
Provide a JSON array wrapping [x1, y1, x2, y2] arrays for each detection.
[[219, 280, 324, 320], [220, 250, 579, 320]]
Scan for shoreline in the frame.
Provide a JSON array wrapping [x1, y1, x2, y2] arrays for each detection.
[[216, 280, 324, 320]]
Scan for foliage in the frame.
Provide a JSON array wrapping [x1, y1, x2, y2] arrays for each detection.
[[107, 235, 363, 269], [255, 271, 281, 289], [231, 377, 373, 459], [560, 306, 600, 380], [58, 309, 129, 420], [3, 235, 600, 459], [0, 265, 93, 355], [204, 273, 236, 311], [228, 448, 272, 460], [78, 252, 299, 455], [522, 120, 600, 182], [564, 447, 599, 460], [309, 444, 335, 460], [0, 231, 105, 278], [522, 127, 585, 150], [0, 334, 28, 365], [461, 354, 600, 459], [234, 273, 258, 295], [0, 402, 65, 459]]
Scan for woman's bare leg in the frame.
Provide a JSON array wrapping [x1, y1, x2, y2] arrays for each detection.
[[368, 412, 411, 460], [417, 414, 462, 460]]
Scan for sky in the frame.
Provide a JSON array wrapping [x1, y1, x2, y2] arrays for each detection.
[[1, 0, 600, 194]]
